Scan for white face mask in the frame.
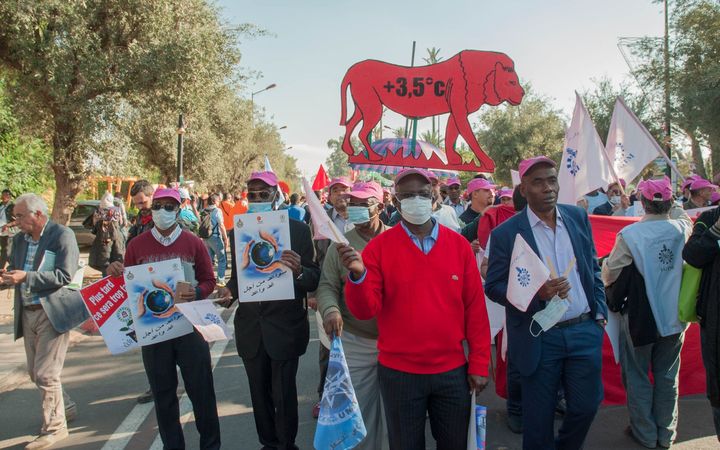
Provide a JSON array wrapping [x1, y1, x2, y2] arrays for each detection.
[[247, 202, 274, 213], [529, 296, 569, 337], [399, 196, 433, 225], [609, 196, 621, 206], [152, 209, 178, 231]]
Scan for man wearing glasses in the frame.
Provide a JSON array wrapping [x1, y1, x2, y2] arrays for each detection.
[[108, 188, 220, 450], [216, 171, 320, 450], [339, 168, 491, 449], [443, 177, 466, 217]]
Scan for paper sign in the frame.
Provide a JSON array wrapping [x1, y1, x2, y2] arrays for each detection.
[[124, 258, 193, 345], [234, 210, 295, 302], [80, 276, 138, 354], [175, 300, 231, 342]]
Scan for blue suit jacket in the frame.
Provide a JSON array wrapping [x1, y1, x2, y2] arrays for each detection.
[[484, 204, 607, 376]]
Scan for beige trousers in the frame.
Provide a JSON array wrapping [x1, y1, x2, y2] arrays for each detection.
[[22, 308, 71, 434]]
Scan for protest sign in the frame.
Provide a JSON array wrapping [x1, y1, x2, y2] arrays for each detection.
[[124, 258, 193, 345], [175, 300, 231, 342], [234, 210, 295, 302], [80, 276, 138, 354]]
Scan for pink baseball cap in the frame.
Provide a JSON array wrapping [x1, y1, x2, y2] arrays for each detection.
[[638, 177, 672, 201], [328, 177, 352, 190], [519, 156, 556, 178], [681, 175, 701, 191], [467, 178, 496, 194], [348, 181, 383, 202], [608, 178, 627, 189], [712, 192, 720, 204], [446, 177, 461, 187], [426, 171, 439, 182], [152, 188, 181, 204], [689, 178, 719, 191], [498, 188, 514, 198], [394, 168, 432, 186], [248, 171, 279, 187]]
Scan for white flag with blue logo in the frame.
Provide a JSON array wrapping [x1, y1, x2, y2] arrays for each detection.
[[264, 154, 274, 172], [605, 97, 663, 184], [507, 234, 550, 312], [314, 336, 367, 450], [558, 93, 614, 205]]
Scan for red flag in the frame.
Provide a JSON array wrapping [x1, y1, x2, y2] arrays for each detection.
[[312, 165, 330, 191]]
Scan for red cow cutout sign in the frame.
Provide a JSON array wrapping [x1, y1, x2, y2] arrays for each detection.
[[340, 50, 524, 172]]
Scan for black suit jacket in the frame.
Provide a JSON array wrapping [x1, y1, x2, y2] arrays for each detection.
[[228, 218, 320, 360]]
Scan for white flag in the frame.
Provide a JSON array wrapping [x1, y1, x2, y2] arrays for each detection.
[[301, 177, 349, 245], [264, 154, 274, 173], [606, 97, 664, 184], [510, 170, 521, 187], [507, 234, 550, 312], [558, 93, 614, 205]]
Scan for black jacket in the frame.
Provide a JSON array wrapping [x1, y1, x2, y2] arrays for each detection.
[[228, 219, 320, 360], [683, 206, 720, 406], [605, 261, 658, 347]]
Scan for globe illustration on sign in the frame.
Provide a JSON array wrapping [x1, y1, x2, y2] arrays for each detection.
[[250, 240, 276, 269], [144, 289, 173, 314]]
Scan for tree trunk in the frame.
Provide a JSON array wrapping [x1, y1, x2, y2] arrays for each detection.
[[709, 132, 720, 182], [51, 165, 83, 225], [690, 131, 708, 179]]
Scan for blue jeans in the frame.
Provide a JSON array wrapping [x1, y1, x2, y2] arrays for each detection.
[[204, 235, 226, 281], [619, 314, 684, 447]]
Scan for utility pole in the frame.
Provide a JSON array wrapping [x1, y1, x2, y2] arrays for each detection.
[[663, 0, 672, 177], [404, 41, 416, 139], [176, 114, 185, 184]]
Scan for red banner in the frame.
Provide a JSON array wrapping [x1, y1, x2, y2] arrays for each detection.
[[81, 276, 128, 328]]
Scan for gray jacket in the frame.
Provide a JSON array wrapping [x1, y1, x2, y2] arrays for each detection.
[[11, 220, 89, 340]]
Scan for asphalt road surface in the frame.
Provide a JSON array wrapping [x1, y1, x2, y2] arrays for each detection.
[[1, 306, 718, 450]]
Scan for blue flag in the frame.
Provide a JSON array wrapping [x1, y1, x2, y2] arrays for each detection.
[[313, 336, 367, 450]]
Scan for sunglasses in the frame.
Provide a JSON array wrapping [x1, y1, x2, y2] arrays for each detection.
[[247, 190, 275, 202], [151, 203, 178, 212]]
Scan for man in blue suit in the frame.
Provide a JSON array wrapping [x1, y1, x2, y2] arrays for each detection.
[[485, 156, 607, 450]]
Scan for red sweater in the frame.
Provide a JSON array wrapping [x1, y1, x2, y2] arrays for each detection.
[[345, 224, 490, 376], [476, 204, 515, 248], [124, 229, 216, 299]]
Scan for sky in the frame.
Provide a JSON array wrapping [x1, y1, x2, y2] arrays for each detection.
[[217, 0, 666, 177]]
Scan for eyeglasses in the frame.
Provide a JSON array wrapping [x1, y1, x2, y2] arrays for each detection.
[[394, 191, 433, 201], [151, 203, 178, 212], [247, 190, 275, 202]]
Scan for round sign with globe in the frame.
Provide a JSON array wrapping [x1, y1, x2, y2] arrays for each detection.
[[250, 240, 276, 269], [144, 289, 173, 314]]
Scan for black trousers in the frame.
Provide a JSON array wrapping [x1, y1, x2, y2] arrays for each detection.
[[378, 363, 470, 450], [142, 331, 220, 450], [243, 345, 300, 450], [0, 235, 11, 268]]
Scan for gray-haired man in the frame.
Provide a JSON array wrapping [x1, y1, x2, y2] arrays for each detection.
[[2, 193, 88, 450]]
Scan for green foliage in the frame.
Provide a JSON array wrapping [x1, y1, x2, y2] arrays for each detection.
[[474, 86, 566, 186], [628, 0, 720, 177], [0, 78, 53, 194], [325, 136, 362, 178]]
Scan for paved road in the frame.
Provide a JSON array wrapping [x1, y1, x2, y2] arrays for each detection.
[[1, 305, 719, 449]]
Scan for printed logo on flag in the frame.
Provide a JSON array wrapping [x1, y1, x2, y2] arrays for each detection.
[[614, 142, 635, 169], [204, 312, 223, 326], [565, 148, 580, 176], [658, 244, 674, 272], [516, 267, 531, 287]]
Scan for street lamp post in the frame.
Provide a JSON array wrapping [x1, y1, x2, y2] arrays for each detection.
[[176, 114, 185, 183], [251, 83, 277, 126]]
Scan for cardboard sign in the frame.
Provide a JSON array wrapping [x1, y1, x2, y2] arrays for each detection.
[[340, 50, 524, 172], [124, 258, 194, 345], [234, 210, 295, 302], [80, 276, 138, 354]]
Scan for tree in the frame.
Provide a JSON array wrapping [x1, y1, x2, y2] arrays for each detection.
[[325, 136, 361, 178], [628, 0, 720, 178], [474, 87, 566, 185], [0, 0, 242, 222], [0, 77, 54, 195]]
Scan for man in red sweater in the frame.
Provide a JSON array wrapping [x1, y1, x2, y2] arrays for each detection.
[[108, 188, 220, 450], [339, 168, 490, 450]]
